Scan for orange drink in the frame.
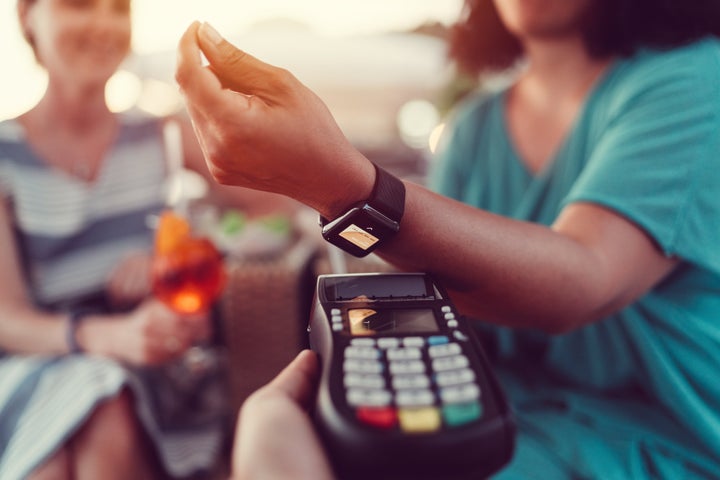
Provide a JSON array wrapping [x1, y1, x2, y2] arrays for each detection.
[[152, 211, 226, 314]]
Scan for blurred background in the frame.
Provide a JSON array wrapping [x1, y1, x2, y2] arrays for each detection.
[[0, 1, 476, 443], [1, 0, 468, 183]]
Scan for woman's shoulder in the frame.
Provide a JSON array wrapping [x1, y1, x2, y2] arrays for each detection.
[[612, 37, 720, 95], [595, 37, 720, 123], [637, 36, 718, 74], [0, 118, 25, 145], [0, 118, 36, 167]]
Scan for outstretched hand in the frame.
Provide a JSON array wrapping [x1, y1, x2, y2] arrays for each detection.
[[175, 22, 375, 220], [231, 349, 335, 480]]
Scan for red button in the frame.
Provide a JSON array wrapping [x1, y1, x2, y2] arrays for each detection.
[[356, 406, 398, 429]]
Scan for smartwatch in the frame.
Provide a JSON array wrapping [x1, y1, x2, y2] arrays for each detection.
[[320, 164, 405, 258]]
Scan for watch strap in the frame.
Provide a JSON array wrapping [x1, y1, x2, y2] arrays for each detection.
[[369, 163, 405, 223], [320, 163, 405, 226], [66, 308, 89, 354]]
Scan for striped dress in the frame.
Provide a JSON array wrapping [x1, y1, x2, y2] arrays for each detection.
[[0, 115, 230, 479]]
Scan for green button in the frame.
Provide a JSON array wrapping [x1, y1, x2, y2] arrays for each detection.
[[442, 402, 482, 427]]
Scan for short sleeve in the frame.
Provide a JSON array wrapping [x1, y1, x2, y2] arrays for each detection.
[[0, 122, 20, 200], [0, 163, 10, 199], [563, 39, 720, 275]]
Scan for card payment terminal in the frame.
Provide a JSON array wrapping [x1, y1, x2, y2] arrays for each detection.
[[308, 273, 515, 480]]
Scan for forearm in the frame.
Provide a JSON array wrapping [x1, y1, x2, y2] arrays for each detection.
[[303, 161, 611, 332], [0, 303, 69, 354], [175, 23, 673, 330], [377, 183, 610, 333], [0, 302, 123, 357]]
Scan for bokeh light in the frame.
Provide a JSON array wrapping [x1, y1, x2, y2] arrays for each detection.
[[397, 99, 440, 149], [105, 70, 143, 113], [137, 79, 184, 117]]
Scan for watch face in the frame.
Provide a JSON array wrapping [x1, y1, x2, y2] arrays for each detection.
[[322, 205, 400, 257], [338, 224, 380, 251]]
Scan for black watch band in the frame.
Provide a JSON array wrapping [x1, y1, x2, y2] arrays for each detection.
[[364, 163, 405, 223], [320, 164, 405, 257]]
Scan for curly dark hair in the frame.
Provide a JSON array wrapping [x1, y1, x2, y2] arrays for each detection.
[[450, 0, 720, 76]]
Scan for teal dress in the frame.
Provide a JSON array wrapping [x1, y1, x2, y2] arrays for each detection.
[[430, 38, 720, 479]]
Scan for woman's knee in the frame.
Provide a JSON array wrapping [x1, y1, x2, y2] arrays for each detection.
[[73, 389, 142, 451], [27, 446, 71, 480], [71, 389, 161, 479]]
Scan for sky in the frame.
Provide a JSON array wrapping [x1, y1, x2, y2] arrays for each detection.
[[0, 0, 464, 120]]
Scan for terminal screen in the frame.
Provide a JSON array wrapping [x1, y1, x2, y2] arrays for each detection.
[[348, 308, 439, 336], [325, 275, 434, 301]]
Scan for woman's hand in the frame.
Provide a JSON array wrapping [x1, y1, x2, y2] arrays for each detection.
[[175, 21, 375, 220], [232, 350, 335, 480], [105, 251, 152, 310], [79, 299, 211, 365]]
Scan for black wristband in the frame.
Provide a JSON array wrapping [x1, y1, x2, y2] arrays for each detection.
[[318, 163, 405, 257], [66, 309, 89, 354], [366, 163, 405, 223], [319, 163, 405, 226]]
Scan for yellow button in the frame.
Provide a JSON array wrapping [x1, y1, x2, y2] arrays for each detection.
[[398, 407, 441, 433]]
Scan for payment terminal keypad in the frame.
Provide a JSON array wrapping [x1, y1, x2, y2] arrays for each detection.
[[340, 306, 483, 434], [312, 274, 515, 479]]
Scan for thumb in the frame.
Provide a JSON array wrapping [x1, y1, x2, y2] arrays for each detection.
[[266, 350, 321, 410], [197, 22, 291, 100]]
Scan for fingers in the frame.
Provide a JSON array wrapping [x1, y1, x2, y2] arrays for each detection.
[[139, 299, 206, 353], [266, 350, 321, 410], [180, 312, 213, 342], [175, 21, 230, 113], [176, 20, 260, 173], [196, 22, 294, 103], [163, 335, 183, 354], [158, 307, 209, 345]]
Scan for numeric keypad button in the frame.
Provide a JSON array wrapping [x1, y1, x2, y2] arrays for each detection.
[[439, 384, 481, 404], [387, 347, 422, 361], [377, 338, 401, 349], [347, 388, 392, 407], [344, 373, 386, 390], [395, 389, 435, 408], [344, 346, 380, 360], [344, 359, 383, 374], [435, 368, 476, 387], [389, 360, 425, 375], [392, 374, 431, 390], [432, 355, 469, 372], [428, 343, 462, 358]]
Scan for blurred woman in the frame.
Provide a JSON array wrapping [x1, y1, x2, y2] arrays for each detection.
[[0, 0, 238, 478], [429, 1, 720, 478]]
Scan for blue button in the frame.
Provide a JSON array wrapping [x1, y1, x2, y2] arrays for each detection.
[[428, 335, 449, 346]]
